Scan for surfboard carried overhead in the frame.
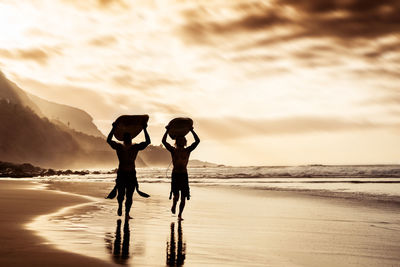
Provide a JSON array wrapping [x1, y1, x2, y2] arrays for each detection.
[[113, 114, 149, 141], [167, 117, 193, 139]]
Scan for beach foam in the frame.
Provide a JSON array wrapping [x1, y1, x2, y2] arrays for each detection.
[[29, 165, 400, 204]]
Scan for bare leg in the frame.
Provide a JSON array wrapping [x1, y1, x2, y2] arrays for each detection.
[[125, 200, 133, 219], [171, 193, 179, 214], [117, 186, 125, 216], [178, 197, 186, 220], [125, 184, 134, 219]]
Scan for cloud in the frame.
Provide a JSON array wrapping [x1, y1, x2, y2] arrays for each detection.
[[178, 0, 400, 48], [61, 0, 129, 10], [173, 0, 400, 84], [196, 116, 395, 141], [111, 73, 188, 92], [362, 42, 400, 59], [277, 0, 400, 40], [352, 68, 400, 81], [278, 0, 400, 42], [178, 4, 290, 45], [361, 94, 400, 106], [88, 35, 118, 47], [97, 0, 125, 7], [229, 54, 279, 63], [290, 47, 346, 68], [147, 101, 185, 115], [0, 48, 51, 65], [277, 0, 398, 15]]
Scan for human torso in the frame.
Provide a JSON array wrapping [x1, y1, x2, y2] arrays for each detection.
[[116, 144, 139, 172], [171, 147, 191, 173]]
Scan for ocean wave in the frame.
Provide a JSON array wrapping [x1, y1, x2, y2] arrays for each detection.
[[179, 165, 400, 179], [30, 165, 400, 201]]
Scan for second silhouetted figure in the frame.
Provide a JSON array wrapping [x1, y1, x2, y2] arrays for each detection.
[[162, 126, 200, 220]]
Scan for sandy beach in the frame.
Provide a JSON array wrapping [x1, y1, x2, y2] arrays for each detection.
[[0, 180, 114, 267], [1, 179, 399, 267]]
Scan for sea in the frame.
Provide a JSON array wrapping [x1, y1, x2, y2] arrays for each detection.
[[36, 165, 400, 202]]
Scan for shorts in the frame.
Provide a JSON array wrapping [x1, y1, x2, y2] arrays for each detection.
[[171, 171, 190, 200], [116, 170, 138, 196]]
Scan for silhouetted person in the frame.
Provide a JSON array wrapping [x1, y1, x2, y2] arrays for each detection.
[[162, 127, 200, 220], [107, 122, 150, 219], [166, 221, 186, 266]]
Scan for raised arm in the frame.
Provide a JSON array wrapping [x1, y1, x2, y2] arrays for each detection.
[[107, 123, 119, 149], [187, 128, 200, 152], [136, 124, 151, 150], [143, 126, 151, 145], [162, 128, 174, 152]]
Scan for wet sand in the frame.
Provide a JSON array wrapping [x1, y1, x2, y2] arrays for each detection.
[[1, 179, 400, 266], [0, 179, 115, 267]]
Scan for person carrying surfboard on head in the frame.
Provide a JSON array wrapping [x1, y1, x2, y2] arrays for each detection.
[[162, 118, 200, 221], [107, 115, 151, 219]]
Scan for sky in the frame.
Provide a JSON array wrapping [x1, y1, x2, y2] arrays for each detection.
[[0, 0, 399, 166]]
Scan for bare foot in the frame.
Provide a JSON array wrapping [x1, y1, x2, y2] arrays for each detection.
[[125, 214, 133, 220], [171, 205, 176, 214], [117, 206, 122, 216]]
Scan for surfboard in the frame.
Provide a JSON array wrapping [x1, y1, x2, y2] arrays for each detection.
[[167, 117, 193, 139], [113, 115, 149, 141]]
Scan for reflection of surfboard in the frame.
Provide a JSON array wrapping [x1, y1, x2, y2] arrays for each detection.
[[114, 115, 149, 141], [167, 117, 193, 139]]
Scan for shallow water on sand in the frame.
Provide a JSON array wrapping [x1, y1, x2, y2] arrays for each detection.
[[28, 182, 400, 267], [29, 185, 177, 266]]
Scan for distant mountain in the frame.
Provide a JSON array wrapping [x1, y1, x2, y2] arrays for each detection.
[[0, 71, 103, 138], [139, 144, 170, 166], [28, 93, 104, 138], [188, 160, 223, 167], [0, 71, 115, 168], [0, 70, 171, 169], [0, 98, 87, 168], [0, 71, 42, 115]]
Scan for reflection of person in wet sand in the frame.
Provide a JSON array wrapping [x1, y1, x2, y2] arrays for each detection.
[[107, 122, 150, 219], [162, 127, 200, 220], [105, 219, 131, 265], [166, 221, 186, 266]]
